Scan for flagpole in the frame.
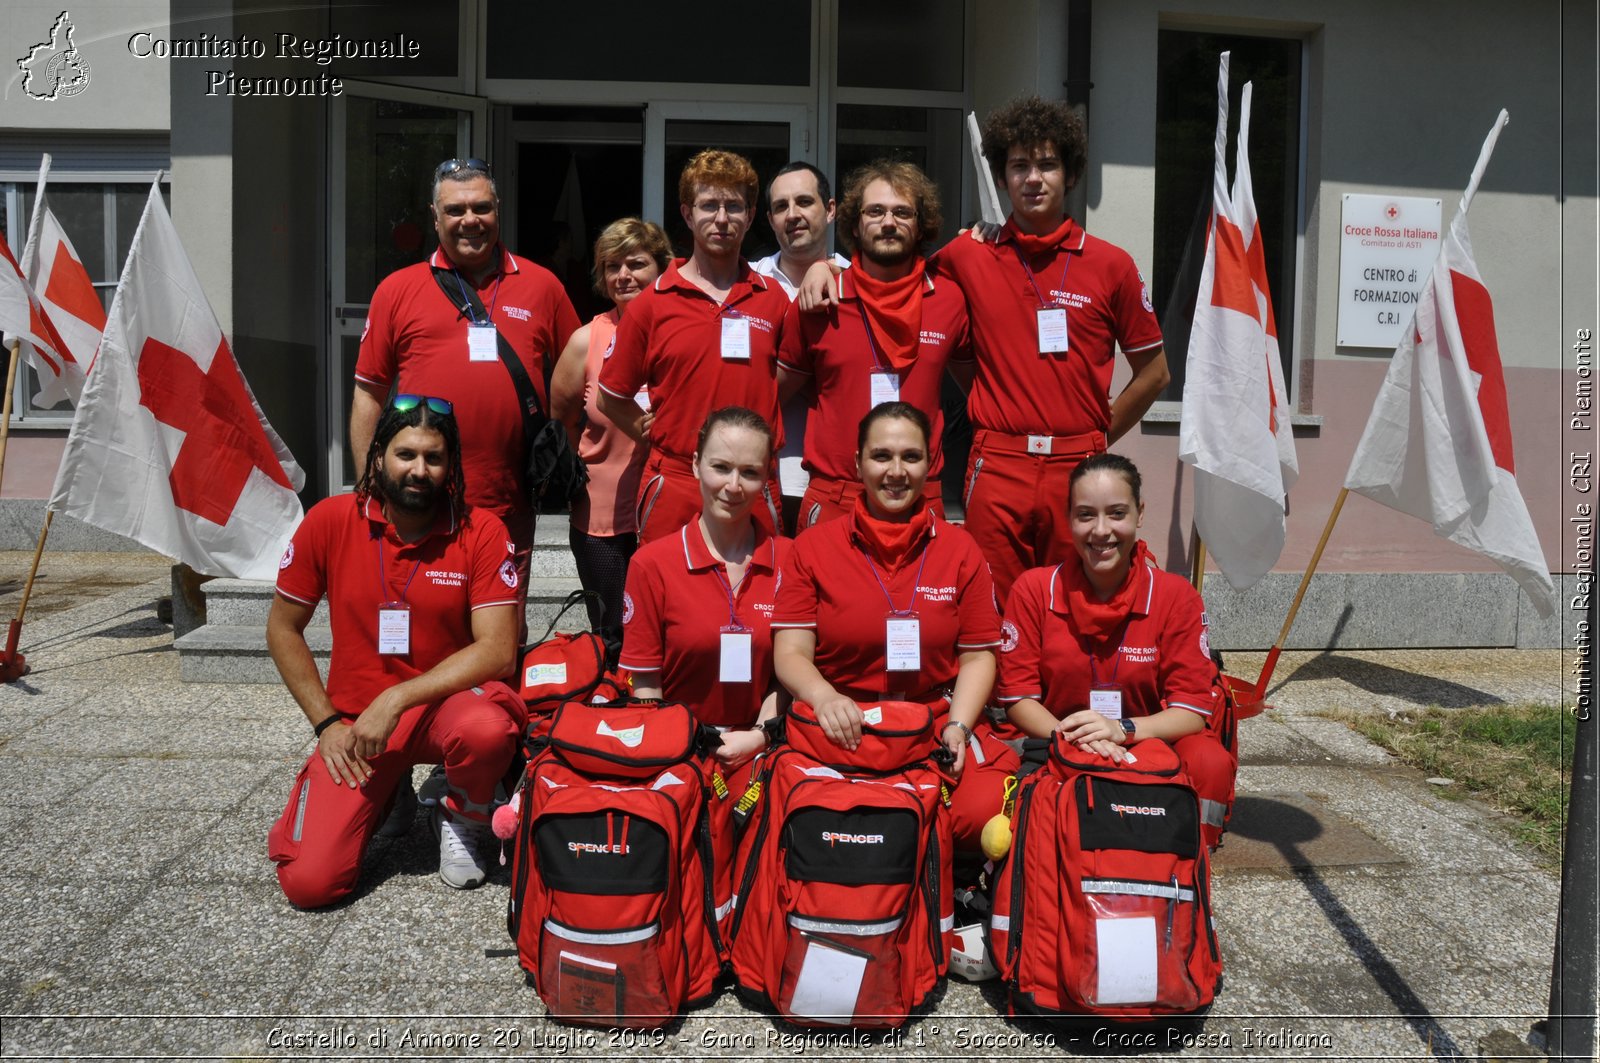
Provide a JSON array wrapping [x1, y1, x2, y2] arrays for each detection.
[[0, 338, 20, 492], [1253, 487, 1349, 698], [0, 508, 52, 681]]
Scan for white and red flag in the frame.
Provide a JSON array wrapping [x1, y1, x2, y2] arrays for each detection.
[[1344, 110, 1555, 617], [1179, 53, 1298, 590], [19, 155, 101, 408], [49, 180, 305, 580], [0, 230, 69, 368]]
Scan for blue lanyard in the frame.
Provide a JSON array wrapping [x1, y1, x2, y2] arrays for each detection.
[[375, 536, 425, 605], [1011, 243, 1074, 309], [1087, 618, 1133, 687], [859, 543, 931, 617], [452, 269, 502, 326]]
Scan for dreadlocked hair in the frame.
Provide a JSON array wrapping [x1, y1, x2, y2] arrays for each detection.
[[355, 398, 468, 512]]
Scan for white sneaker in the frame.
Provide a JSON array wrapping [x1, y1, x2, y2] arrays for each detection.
[[434, 809, 491, 890]]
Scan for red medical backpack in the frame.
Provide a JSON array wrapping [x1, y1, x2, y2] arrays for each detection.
[[727, 701, 952, 1028], [506, 699, 724, 1027], [989, 733, 1222, 1020]]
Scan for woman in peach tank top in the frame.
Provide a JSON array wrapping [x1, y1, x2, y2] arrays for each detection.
[[551, 218, 672, 664]]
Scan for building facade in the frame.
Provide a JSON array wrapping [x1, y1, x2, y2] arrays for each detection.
[[1, 0, 1594, 648]]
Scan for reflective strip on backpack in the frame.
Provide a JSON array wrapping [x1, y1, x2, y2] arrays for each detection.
[[1082, 878, 1195, 903], [1200, 798, 1228, 828], [715, 898, 735, 922], [544, 918, 659, 945], [788, 914, 904, 937], [940, 913, 955, 932], [990, 913, 1010, 932]]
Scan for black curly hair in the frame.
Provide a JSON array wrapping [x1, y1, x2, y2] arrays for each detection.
[[355, 397, 467, 512]]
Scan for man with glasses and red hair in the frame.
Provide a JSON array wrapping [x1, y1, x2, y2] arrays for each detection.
[[351, 158, 580, 578], [597, 149, 790, 543], [268, 395, 526, 906]]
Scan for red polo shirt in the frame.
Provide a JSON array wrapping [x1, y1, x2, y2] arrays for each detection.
[[597, 259, 789, 461], [996, 558, 1218, 719], [276, 494, 521, 716], [932, 218, 1162, 436], [619, 520, 790, 728], [355, 247, 580, 527], [777, 267, 972, 480], [772, 505, 1001, 698]]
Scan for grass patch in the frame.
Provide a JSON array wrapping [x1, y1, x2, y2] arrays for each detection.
[[1325, 702, 1574, 861]]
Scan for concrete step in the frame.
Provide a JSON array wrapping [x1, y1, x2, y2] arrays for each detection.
[[177, 576, 593, 684]]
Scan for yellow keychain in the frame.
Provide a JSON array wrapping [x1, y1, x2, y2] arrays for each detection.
[[980, 776, 1020, 861]]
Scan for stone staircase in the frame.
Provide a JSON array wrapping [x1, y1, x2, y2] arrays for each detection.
[[174, 520, 591, 683]]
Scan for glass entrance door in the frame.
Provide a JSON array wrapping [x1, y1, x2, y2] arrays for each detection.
[[326, 85, 486, 493]]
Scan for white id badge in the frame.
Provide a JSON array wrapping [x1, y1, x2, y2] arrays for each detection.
[[378, 602, 412, 656], [885, 615, 921, 672], [1036, 307, 1070, 354], [869, 370, 901, 407], [468, 325, 500, 362], [720, 315, 752, 361], [720, 627, 753, 683], [634, 387, 651, 412], [1089, 686, 1124, 720]]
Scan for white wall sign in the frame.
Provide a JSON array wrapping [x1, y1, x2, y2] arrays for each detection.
[[1336, 193, 1443, 349]]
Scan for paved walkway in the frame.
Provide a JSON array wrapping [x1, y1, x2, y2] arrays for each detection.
[[0, 551, 1579, 1060]]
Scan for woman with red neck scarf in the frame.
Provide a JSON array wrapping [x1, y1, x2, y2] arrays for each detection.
[[996, 452, 1234, 848], [771, 402, 1012, 859]]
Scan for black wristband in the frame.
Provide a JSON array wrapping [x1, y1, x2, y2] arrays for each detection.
[[313, 713, 342, 738]]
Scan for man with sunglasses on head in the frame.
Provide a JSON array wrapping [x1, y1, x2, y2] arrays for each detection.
[[352, 157, 580, 580], [269, 396, 526, 905], [776, 159, 972, 529]]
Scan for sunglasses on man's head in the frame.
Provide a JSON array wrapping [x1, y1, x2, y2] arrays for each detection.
[[435, 157, 492, 179], [391, 394, 453, 416]]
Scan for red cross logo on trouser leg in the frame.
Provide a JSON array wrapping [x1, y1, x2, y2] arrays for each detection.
[[137, 337, 294, 525]]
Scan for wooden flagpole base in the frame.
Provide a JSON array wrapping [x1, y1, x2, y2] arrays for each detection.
[[2, 509, 55, 683]]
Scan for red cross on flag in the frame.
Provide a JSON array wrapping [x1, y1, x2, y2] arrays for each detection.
[[0, 230, 69, 368], [1178, 53, 1298, 590], [49, 181, 305, 580], [19, 155, 100, 409], [1344, 110, 1555, 617]]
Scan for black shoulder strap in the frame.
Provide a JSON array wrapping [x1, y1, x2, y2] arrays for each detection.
[[429, 264, 546, 428]]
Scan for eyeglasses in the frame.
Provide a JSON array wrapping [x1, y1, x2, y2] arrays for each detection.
[[861, 205, 917, 221], [391, 394, 453, 416], [435, 158, 492, 179]]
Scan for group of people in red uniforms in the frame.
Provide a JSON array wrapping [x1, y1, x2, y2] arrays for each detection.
[[265, 94, 1235, 929]]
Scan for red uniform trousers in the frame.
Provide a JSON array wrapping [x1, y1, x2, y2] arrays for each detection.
[[945, 720, 1020, 861], [1166, 729, 1235, 851], [268, 681, 524, 909], [635, 449, 779, 545], [961, 428, 1105, 601], [798, 475, 945, 531]]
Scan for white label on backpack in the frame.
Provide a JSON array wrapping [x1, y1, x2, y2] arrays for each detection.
[[800, 765, 845, 779], [524, 661, 568, 687], [597, 721, 645, 748], [861, 706, 883, 726], [651, 771, 686, 791], [790, 938, 868, 1024], [1094, 917, 1158, 1004]]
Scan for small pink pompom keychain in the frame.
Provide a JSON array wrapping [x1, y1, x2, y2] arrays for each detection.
[[492, 790, 521, 866]]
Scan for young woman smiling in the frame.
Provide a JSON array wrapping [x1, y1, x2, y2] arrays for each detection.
[[995, 452, 1235, 847]]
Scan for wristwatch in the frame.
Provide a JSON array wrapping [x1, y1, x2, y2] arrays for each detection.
[[1119, 717, 1137, 743]]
